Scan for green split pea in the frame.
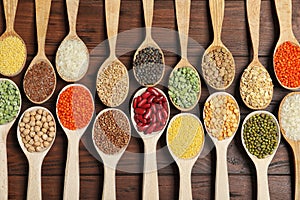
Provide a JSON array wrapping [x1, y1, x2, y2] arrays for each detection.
[[168, 67, 200, 109], [0, 80, 21, 125]]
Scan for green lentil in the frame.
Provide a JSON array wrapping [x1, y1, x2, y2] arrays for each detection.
[[0, 80, 21, 125], [168, 67, 200, 109], [243, 113, 279, 159]]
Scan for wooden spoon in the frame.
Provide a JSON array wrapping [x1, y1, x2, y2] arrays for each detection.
[[56, 0, 89, 82], [130, 87, 170, 200], [278, 92, 300, 200], [201, 0, 235, 90], [240, 0, 273, 110], [56, 84, 94, 200], [23, 0, 56, 104], [17, 106, 56, 200], [166, 113, 205, 200], [169, 0, 201, 111], [96, 0, 129, 107], [92, 108, 131, 200], [0, 78, 21, 200], [203, 92, 240, 200], [0, 0, 27, 77], [241, 111, 281, 200], [274, 0, 300, 91], [133, 0, 165, 87]]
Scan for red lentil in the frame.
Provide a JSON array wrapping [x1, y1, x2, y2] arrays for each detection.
[[274, 41, 300, 88], [57, 85, 94, 130]]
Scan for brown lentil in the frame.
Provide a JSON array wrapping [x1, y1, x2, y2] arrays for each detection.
[[23, 61, 56, 103], [204, 94, 240, 140], [93, 109, 130, 155]]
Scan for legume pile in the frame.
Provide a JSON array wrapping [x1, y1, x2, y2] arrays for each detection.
[[97, 61, 128, 107], [23, 61, 56, 103], [133, 46, 164, 86], [274, 41, 300, 89], [57, 85, 94, 130], [202, 46, 235, 89], [56, 39, 89, 81], [279, 93, 300, 141], [240, 65, 273, 109], [204, 94, 240, 140], [168, 67, 200, 109], [243, 113, 279, 159], [93, 109, 130, 155], [167, 114, 204, 159], [0, 36, 26, 76], [0, 80, 21, 125], [19, 108, 56, 153], [133, 87, 169, 135]]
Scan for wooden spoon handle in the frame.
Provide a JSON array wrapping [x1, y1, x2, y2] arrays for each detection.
[[105, 0, 121, 55], [215, 145, 230, 200], [3, 0, 18, 31], [63, 138, 80, 200], [143, 141, 159, 200], [274, 0, 295, 41], [209, 0, 224, 45], [293, 145, 300, 200], [178, 166, 193, 200], [246, 0, 261, 59], [27, 159, 43, 200], [35, 0, 52, 55], [0, 138, 8, 200], [142, 0, 154, 35], [256, 164, 270, 200], [66, 0, 79, 35], [175, 0, 191, 59], [102, 165, 116, 200]]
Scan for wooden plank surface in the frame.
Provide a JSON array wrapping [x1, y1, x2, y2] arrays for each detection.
[[0, 0, 299, 199]]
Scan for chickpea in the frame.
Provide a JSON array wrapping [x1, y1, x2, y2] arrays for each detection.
[[47, 137, 53, 142], [37, 132, 43, 137], [28, 146, 35, 152], [42, 134, 48, 141], [25, 135, 31, 141], [42, 128, 47, 133], [24, 112, 30, 118], [30, 127, 34, 132], [49, 127, 55, 132], [30, 111, 36, 116], [36, 121, 42, 126], [22, 138, 27, 144], [23, 129, 30, 135], [49, 132, 55, 138], [30, 121, 35, 127], [19, 122, 25, 127], [42, 111, 47, 116], [34, 126, 41, 132], [29, 139, 34, 145], [49, 121, 55, 127], [23, 117, 30, 123], [34, 142, 41, 146], [47, 115, 52, 122], [25, 143, 30, 148], [25, 124, 30, 129], [37, 109, 43, 115], [36, 147, 43, 152], [44, 141, 50, 148], [43, 122, 49, 129], [34, 135, 39, 142], [41, 116, 47, 123], [29, 132, 36, 137], [30, 116, 35, 122], [35, 114, 42, 121]]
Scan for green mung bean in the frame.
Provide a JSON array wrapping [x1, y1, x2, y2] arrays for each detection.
[[0, 80, 21, 125], [243, 113, 278, 159]]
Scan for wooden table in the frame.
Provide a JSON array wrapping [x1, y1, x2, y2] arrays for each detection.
[[1, 0, 299, 199]]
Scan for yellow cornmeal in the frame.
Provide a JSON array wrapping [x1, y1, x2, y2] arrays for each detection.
[[168, 115, 204, 159], [0, 36, 26, 76]]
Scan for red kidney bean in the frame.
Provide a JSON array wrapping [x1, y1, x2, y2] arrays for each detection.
[[133, 98, 138, 108], [138, 99, 147, 107], [151, 113, 157, 123], [135, 108, 146, 115], [154, 125, 163, 132], [142, 91, 151, 99], [145, 122, 157, 134], [147, 95, 155, 103], [153, 95, 163, 103], [144, 108, 152, 119], [163, 102, 168, 111], [160, 118, 166, 126], [162, 96, 167, 102], [137, 96, 142, 103], [161, 109, 168, 119], [147, 87, 159, 96], [136, 114, 147, 124], [141, 103, 151, 109], [152, 104, 157, 113], [157, 110, 163, 121], [134, 115, 139, 123], [138, 124, 150, 132], [156, 104, 162, 111], [137, 122, 143, 127]]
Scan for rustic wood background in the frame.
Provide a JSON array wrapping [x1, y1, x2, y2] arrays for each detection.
[[1, 0, 300, 199]]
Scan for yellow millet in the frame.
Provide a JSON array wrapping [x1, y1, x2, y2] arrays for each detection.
[[0, 36, 26, 76], [168, 115, 204, 159]]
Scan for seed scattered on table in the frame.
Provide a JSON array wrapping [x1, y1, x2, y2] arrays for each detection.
[[167, 114, 204, 159], [202, 46, 235, 89], [93, 109, 130, 155], [204, 94, 240, 140], [133, 46, 164, 86], [97, 61, 128, 107], [243, 113, 279, 159], [19, 108, 56, 153]]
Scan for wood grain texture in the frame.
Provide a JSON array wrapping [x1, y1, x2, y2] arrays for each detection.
[[0, 0, 300, 199]]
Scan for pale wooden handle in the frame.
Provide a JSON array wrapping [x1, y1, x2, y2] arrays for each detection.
[[247, 0, 261, 58], [142, 0, 154, 31], [178, 167, 193, 200], [66, 0, 79, 35], [105, 0, 121, 54], [175, 0, 191, 59], [27, 159, 43, 200], [35, 0, 52, 55], [63, 139, 80, 200], [102, 165, 116, 200], [209, 0, 224, 44], [3, 0, 18, 31], [293, 146, 300, 200], [274, 0, 294, 40], [256, 164, 270, 200], [143, 141, 159, 200], [215, 146, 230, 200], [0, 140, 8, 200]]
